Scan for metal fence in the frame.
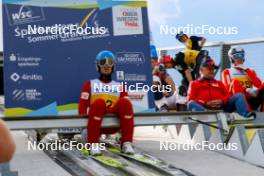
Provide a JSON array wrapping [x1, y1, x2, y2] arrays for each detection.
[[157, 37, 264, 86]]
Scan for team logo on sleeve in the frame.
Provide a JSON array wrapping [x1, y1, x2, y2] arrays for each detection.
[[81, 92, 89, 100]]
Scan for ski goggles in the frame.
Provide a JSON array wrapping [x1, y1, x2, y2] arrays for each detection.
[[98, 58, 115, 67], [176, 32, 188, 41], [232, 52, 245, 60]]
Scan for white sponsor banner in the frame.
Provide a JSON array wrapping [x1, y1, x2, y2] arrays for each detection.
[[112, 5, 143, 36]]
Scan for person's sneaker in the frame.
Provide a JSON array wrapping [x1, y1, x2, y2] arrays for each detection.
[[73, 134, 83, 143], [246, 112, 256, 119], [230, 112, 255, 121], [104, 133, 121, 143], [227, 113, 235, 123], [89, 143, 102, 156], [121, 142, 135, 155]]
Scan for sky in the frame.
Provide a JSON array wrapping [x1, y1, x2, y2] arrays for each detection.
[[147, 0, 264, 48], [0, 0, 263, 50]]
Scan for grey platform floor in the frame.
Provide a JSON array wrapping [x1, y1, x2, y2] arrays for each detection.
[[10, 131, 71, 176], [134, 140, 264, 176], [8, 131, 264, 176]]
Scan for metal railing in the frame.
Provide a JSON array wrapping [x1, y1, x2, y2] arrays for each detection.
[[3, 111, 221, 130], [158, 37, 264, 51], [157, 37, 264, 83]]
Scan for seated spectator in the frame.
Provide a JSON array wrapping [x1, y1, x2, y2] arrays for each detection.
[[0, 120, 15, 163], [152, 64, 177, 108], [222, 47, 264, 111], [156, 64, 177, 109], [187, 57, 256, 119], [153, 75, 169, 112]]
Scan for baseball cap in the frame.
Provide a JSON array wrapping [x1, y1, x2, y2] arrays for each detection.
[[201, 56, 219, 69]]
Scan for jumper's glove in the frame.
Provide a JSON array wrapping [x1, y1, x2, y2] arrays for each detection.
[[245, 87, 258, 97]]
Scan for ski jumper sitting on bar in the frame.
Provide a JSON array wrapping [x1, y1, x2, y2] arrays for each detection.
[[222, 47, 264, 111], [78, 50, 135, 156]]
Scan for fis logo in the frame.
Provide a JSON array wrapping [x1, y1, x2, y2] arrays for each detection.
[[5, 4, 45, 25]]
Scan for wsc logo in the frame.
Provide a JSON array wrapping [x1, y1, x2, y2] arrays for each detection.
[[5, 4, 45, 25]]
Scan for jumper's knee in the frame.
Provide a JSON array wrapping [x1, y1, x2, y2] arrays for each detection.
[[89, 99, 106, 120], [230, 80, 244, 94], [118, 98, 132, 107], [117, 98, 133, 115], [92, 99, 106, 109]]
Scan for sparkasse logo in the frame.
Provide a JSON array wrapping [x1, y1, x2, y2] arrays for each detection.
[[5, 4, 45, 25]]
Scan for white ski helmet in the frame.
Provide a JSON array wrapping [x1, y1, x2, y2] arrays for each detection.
[[228, 47, 245, 63]]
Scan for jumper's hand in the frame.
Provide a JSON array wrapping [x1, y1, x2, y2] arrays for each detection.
[[206, 100, 223, 109], [246, 87, 258, 97]]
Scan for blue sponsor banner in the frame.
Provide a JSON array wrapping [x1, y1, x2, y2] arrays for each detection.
[[2, 0, 154, 116]]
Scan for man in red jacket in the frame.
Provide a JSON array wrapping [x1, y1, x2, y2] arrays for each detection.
[[187, 56, 255, 118], [222, 47, 264, 111], [78, 50, 134, 156]]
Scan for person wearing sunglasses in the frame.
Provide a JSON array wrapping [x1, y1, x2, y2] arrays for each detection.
[[176, 31, 206, 51], [173, 32, 208, 97], [153, 64, 177, 111], [78, 50, 134, 156], [187, 56, 256, 119], [222, 47, 264, 111]]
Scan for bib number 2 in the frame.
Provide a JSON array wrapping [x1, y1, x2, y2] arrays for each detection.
[[106, 100, 113, 108]]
